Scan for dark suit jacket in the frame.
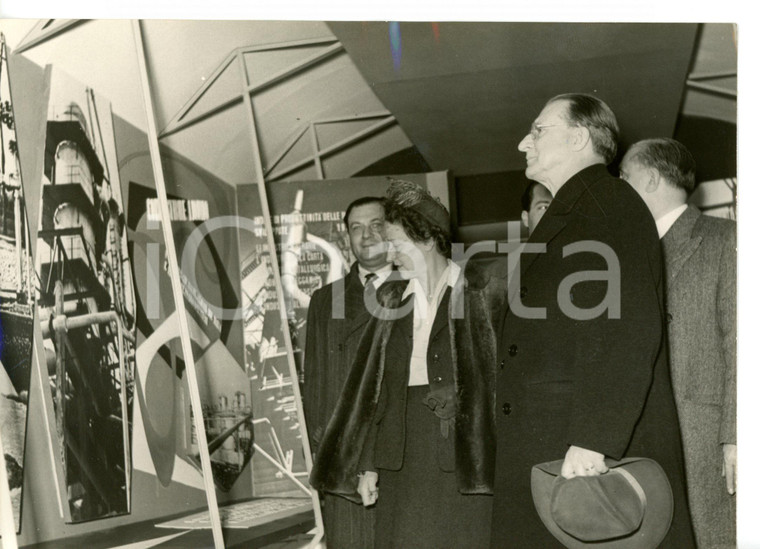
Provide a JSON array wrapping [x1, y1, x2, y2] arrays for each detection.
[[303, 262, 376, 548], [662, 205, 736, 547], [491, 164, 695, 548], [304, 263, 370, 451]]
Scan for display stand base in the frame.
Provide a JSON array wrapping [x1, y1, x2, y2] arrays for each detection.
[[19, 503, 315, 549]]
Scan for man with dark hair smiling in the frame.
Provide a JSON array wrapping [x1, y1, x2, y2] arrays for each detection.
[[303, 196, 391, 548], [490, 94, 694, 547]]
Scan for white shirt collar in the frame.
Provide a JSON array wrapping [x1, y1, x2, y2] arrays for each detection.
[[357, 263, 393, 287], [656, 204, 688, 239], [402, 260, 462, 302]]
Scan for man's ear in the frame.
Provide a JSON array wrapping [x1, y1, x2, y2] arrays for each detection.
[[571, 126, 592, 152], [645, 169, 662, 193], [521, 211, 529, 228]]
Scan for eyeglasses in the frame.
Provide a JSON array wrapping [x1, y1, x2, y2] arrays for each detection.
[[528, 123, 562, 140]]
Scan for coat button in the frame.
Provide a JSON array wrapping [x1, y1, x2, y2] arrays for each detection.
[[502, 402, 512, 415], [499, 359, 505, 370], [433, 353, 439, 361], [508, 344, 518, 357], [520, 286, 528, 298], [433, 376, 443, 383]]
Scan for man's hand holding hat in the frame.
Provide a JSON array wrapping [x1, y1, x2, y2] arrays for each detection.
[[561, 445, 609, 479], [532, 456, 674, 548]]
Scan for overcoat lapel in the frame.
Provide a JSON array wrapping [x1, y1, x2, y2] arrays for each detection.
[[345, 269, 402, 339], [518, 214, 567, 276], [343, 265, 364, 317], [662, 205, 702, 284], [345, 308, 372, 339], [384, 294, 413, 359], [428, 288, 452, 342], [501, 215, 564, 307], [503, 214, 566, 309], [344, 270, 371, 339], [344, 277, 370, 338], [507, 165, 612, 305]]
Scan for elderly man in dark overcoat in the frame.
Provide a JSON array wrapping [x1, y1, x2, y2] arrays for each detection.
[[303, 196, 392, 548], [490, 94, 695, 548]]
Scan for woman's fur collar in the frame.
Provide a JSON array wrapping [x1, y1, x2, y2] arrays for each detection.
[[309, 261, 500, 500]]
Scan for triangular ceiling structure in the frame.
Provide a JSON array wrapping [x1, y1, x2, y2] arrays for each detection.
[[149, 22, 413, 185], [10, 21, 730, 192], [14, 19, 84, 54], [160, 38, 343, 138]]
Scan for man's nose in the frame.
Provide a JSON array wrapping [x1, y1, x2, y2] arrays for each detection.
[[518, 134, 532, 152]]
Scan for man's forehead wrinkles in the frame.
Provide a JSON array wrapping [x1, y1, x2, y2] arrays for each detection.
[[351, 215, 384, 225]]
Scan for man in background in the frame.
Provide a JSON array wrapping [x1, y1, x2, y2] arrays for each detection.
[[303, 196, 392, 548], [491, 93, 694, 547], [520, 180, 552, 236], [620, 138, 736, 548]]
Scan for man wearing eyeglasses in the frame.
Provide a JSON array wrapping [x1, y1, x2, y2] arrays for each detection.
[[490, 94, 695, 547]]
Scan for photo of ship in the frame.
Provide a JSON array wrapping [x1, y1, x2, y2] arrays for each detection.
[[33, 67, 136, 523], [0, 33, 34, 533]]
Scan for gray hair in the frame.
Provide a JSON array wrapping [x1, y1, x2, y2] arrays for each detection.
[[625, 138, 696, 193]]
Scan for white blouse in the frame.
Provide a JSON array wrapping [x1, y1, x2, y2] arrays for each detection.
[[402, 260, 462, 386]]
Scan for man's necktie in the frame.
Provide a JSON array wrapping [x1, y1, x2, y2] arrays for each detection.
[[363, 273, 378, 310]]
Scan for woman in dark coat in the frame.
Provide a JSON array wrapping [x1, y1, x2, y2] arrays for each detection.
[[310, 180, 504, 548]]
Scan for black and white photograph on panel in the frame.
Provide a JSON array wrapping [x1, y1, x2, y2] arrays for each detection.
[[30, 65, 136, 523], [0, 32, 35, 534]]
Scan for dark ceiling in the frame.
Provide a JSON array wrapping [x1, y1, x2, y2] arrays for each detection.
[[329, 22, 700, 176]]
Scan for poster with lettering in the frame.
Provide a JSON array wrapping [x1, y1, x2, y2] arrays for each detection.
[[126, 174, 255, 498]]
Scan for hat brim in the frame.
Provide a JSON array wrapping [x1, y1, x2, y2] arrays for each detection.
[[531, 457, 673, 549]]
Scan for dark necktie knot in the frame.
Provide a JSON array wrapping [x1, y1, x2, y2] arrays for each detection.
[[364, 272, 378, 287]]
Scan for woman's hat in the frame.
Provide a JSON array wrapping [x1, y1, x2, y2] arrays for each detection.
[[531, 457, 673, 548], [386, 178, 450, 232]]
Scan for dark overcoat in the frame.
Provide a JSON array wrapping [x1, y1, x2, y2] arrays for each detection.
[[304, 263, 373, 449], [303, 263, 376, 548], [662, 205, 736, 548], [491, 164, 696, 548], [310, 264, 506, 500]]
